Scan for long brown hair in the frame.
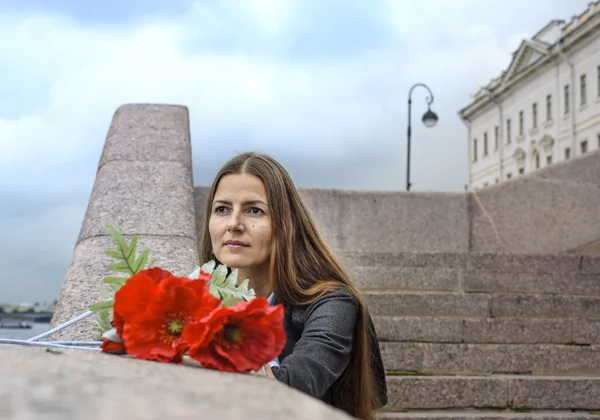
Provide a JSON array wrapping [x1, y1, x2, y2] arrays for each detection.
[[200, 152, 378, 419]]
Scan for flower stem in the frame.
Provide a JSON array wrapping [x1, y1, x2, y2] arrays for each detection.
[[0, 338, 100, 351], [26, 310, 94, 342]]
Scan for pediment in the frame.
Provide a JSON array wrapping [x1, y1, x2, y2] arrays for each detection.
[[502, 40, 550, 84], [521, 49, 544, 68]]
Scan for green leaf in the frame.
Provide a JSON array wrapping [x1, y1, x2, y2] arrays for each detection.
[[105, 223, 126, 246], [90, 300, 114, 312], [92, 327, 104, 339], [105, 250, 123, 259], [109, 283, 122, 292], [105, 223, 130, 256], [95, 308, 113, 333], [100, 289, 115, 300], [126, 235, 138, 266], [103, 276, 127, 286], [201, 260, 216, 274], [221, 297, 245, 307], [103, 224, 152, 276], [91, 305, 114, 337], [131, 249, 149, 273], [92, 224, 155, 334], [107, 261, 135, 273], [208, 264, 256, 302]]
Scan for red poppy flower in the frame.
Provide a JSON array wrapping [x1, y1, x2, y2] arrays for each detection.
[[112, 267, 173, 336], [101, 337, 126, 354], [183, 297, 286, 373], [116, 272, 221, 363], [198, 269, 212, 282]]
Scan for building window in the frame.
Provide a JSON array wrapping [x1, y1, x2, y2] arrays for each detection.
[[546, 155, 552, 165], [519, 168, 525, 175], [483, 132, 488, 156], [535, 153, 540, 169], [519, 111, 524, 135], [580, 74, 587, 106], [546, 94, 552, 121], [494, 126, 499, 151], [581, 140, 588, 154], [564, 85, 570, 114], [507, 173, 512, 179], [506, 119, 511, 143], [495, 178, 499, 184], [473, 138, 478, 161], [565, 147, 571, 159], [598, 134, 600, 149], [532, 103, 538, 128]]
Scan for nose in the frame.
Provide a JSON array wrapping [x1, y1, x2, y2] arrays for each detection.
[[226, 208, 245, 232]]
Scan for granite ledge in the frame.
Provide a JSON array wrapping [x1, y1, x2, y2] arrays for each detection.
[[0, 345, 352, 420]]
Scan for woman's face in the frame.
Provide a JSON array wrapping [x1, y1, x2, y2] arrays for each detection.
[[209, 173, 272, 272]]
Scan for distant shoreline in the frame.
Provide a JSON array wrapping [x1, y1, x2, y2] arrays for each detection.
[[0, 312, 53, 323]]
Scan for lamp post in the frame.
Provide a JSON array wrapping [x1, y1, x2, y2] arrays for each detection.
[[406, 83, 439, 191]]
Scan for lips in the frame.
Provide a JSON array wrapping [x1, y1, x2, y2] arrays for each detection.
[[224, 240, 249, 247]]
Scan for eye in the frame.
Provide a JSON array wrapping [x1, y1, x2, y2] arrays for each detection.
[[214, 206, 228, 214], [248, 207, 263, 215]]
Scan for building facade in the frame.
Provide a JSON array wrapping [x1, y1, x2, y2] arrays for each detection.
[[459, 2, 600, 190]]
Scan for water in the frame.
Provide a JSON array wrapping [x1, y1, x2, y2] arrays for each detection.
[[0, 323, 50, 340]]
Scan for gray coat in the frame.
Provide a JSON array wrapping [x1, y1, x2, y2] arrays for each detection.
[[270, 290, 388, 413]]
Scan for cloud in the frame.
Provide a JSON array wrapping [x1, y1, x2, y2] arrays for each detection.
[[0, 0, 594, 303]]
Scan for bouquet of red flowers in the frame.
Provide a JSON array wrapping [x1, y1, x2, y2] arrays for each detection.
[[90, 225, 286, 373]]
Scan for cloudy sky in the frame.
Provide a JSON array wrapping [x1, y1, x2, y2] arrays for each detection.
[[0, 0, 591, 304]]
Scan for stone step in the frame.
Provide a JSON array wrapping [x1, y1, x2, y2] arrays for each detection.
[[365, 291, 490, 317], [373, 316, 600, 344], [343, 252, 600, 295], [384, 375, 600, 411], [376, 410, 599, 419], [380, 342, 600, 375], [342, 252, 600, 277], [348, 264, 461, 291], [365, 291, 600, 319]]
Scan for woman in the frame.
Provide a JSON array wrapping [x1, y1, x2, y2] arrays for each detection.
[[199, 152, 387, 419]]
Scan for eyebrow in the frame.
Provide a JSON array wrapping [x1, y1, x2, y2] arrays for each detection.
[[212, 199, 268, 206]]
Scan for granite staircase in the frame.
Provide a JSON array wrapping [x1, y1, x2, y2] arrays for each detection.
[[342, 252, 600, 419], [32, 104, 600, 419]]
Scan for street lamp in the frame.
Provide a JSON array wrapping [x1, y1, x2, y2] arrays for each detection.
[[406, 83, 438, 191]]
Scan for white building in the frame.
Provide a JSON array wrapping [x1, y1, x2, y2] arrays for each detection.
[[459, 1, 600, 190]]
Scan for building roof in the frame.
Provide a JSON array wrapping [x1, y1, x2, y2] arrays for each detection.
[[459, 1, 600, 120]]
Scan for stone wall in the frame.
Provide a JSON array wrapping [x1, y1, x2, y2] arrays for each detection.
[[195, 187, 470, 253], [470, 149, 600, 254], [196, 149, 600, 256]]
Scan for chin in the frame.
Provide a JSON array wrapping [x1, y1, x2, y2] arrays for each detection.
[[215, 252, 254, 270]]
